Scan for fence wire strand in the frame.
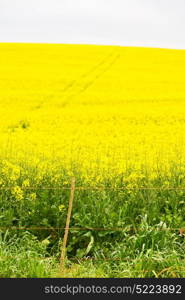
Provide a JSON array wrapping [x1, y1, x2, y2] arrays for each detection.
[[0, 227, 183, 231], [1, 186, 185, 190], [0, 181, 184, 276]]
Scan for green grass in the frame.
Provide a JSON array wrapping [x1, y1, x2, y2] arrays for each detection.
[[0, 225, 185, 278], [0, 231, 58, 278], [0, 168, 185, 277]]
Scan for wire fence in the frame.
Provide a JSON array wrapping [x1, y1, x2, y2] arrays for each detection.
[[0, 178, 185, 271], [0, 180, 184, 233], [0, 255, 185, 277], [0, 255, 185, 265], [1, 186, 185, 190], [0, 227, 183, 231]]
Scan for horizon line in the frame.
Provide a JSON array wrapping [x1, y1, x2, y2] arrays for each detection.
[[0, 41, 185, 51]]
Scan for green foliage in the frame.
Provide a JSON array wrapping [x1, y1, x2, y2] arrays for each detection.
[[0, 171, 185, 277], [0, 231, 57, 277]]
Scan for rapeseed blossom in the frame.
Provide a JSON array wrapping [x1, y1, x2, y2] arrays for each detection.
[[0, 43, 185, 188]]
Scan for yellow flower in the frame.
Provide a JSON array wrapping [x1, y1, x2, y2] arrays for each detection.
[[22, 179, 30, 188], [0, 44, 185, 189], [12, 186, 24, 201], [59, 204, 65, 212], [30, 193, 37, 201], [41, 239, 50, 246]]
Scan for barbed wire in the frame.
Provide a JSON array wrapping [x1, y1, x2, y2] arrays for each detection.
[[0, 227, 183, 231], [1, 255, 185, 263], [0, 179, 184, 272], [1, 186, 185, 190]]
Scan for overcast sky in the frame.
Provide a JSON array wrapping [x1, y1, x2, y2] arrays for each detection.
[[0, 0, 185, 49]]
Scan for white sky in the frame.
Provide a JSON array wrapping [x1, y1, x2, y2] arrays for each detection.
[[0, 0, 185, 49]]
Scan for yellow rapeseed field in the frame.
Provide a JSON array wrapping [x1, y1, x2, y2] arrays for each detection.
[[1, 43, 185, 278], [0, 43, 185, 188]]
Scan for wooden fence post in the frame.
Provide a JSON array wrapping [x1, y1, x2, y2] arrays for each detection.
[[60, 177, 76, 271]]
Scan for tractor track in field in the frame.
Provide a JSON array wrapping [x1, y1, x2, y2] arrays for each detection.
[[78, 52, 121, 94], [61, 52, 115, 93], [46, 50, 121, 107]]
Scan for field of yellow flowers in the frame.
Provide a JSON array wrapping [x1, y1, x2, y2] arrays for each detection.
[[0, 43, 185, 277]]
